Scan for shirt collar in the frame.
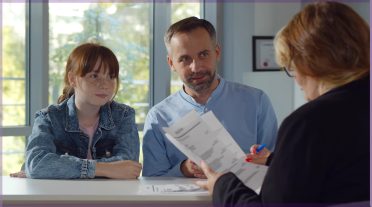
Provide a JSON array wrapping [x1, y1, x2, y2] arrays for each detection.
[[179, 75, 225, 107]]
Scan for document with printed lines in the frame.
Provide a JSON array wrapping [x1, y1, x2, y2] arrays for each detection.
[[162, 110, 268, 193]]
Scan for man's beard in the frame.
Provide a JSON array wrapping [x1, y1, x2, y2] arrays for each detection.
[[184, 70, 216, 92]]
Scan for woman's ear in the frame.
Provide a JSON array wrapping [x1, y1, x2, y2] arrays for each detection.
[[68, 71, 76, 87]]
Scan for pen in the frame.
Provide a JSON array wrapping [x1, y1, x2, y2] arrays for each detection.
[[245, 144, 267, 162], [256, 144, 266, 153]]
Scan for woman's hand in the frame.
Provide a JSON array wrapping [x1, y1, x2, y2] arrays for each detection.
[[195, 161, 223, 195], [245, 144, 271, 165], [95, 160, 142, 179]]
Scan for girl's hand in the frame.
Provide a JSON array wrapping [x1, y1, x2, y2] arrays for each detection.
[[245, 144, 271, 165], [95, 160, 142, 179], [10, 171, 27, 178]]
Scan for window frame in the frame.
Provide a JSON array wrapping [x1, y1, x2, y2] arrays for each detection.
[[1, 2, 48, 137], [0, 0, 219, 136]]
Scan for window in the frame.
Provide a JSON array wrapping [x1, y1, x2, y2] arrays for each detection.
[[2, 3, 27, 127], [1, 1, 208, 175], [1, 2, 27, 175], [48, 3, 151, 124], [2, 136, 26, 175], [170, 2, 201, 94]]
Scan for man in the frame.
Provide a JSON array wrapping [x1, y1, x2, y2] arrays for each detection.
[[142, 17, 277, 177]]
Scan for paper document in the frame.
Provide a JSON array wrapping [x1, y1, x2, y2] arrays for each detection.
[[163, 110, 268, 193], [139, 184, 207, 194]]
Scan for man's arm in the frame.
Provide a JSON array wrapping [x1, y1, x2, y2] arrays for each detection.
[[257, 92, 278, 151], [142, 112, 184, 177]]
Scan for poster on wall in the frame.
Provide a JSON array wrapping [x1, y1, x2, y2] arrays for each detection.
[[252, 36, 281, 71]]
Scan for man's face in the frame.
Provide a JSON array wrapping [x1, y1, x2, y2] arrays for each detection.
[[167, 27, 221, 94]]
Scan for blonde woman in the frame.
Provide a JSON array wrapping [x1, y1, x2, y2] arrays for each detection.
[[197, 2, 369, 205]]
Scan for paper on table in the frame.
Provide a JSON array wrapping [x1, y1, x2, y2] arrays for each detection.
[[163, 110, 268, 193], [139, 184, 208, 194]]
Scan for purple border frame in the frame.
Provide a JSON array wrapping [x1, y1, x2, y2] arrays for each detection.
[[0, 1, 370, 207], [0, 0, 370, 3]]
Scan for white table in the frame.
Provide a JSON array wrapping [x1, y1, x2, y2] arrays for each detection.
[[2, 176, 211, 205]]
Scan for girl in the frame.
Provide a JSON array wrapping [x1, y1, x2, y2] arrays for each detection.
[[24, 43, 142, 179]]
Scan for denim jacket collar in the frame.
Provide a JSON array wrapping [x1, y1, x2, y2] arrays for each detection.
[[65, 95, 115, 132]]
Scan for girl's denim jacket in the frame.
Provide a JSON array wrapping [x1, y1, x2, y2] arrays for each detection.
[[25, 95, 140, 179]]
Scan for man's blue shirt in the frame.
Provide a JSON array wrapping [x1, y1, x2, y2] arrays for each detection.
[[142, 77, 278, 177]]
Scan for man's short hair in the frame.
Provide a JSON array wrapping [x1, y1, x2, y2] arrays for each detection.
[[164, 16, 217, 52]]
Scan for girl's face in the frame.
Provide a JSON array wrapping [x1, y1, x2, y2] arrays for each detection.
[[69, 61, 117, 108]]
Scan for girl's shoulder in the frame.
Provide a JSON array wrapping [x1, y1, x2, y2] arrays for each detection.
[[107, 101, 135, 117], [36, 101, 67, 117], [33, 102, 68, 128]]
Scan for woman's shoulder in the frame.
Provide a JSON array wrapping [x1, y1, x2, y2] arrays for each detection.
[[284, 97, 332, 123], [282, 87, 367, 132]]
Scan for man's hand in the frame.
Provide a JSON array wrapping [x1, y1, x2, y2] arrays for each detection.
[[195, 160, 223, 195], [181, 159, 206, 178]]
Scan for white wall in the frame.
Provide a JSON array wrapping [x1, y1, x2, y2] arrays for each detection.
[[220, 2, 301, 125], [219, 2, 370, 125], [349, 2, 370, 24]]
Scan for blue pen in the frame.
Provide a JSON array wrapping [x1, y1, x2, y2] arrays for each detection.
[[256, 144, 266, 153]]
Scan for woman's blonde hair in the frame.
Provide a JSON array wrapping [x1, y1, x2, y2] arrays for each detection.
[[58, 43, 120, 103], [274, 1, 369, 87]]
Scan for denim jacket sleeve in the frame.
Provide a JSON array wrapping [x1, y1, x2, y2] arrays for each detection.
[[95, 105, 140, 163], [25, 111, 96, 179]]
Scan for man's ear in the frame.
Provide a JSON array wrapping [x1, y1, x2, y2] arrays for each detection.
[[167, 55, 175, 72], [68, 71, 76, 87], [215, 44, 221, 61]]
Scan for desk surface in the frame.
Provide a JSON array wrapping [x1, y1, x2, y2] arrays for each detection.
[[2, 176, 211, 205]]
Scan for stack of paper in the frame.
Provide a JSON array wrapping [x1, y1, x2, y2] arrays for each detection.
[[163, 110, 268, 193]]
